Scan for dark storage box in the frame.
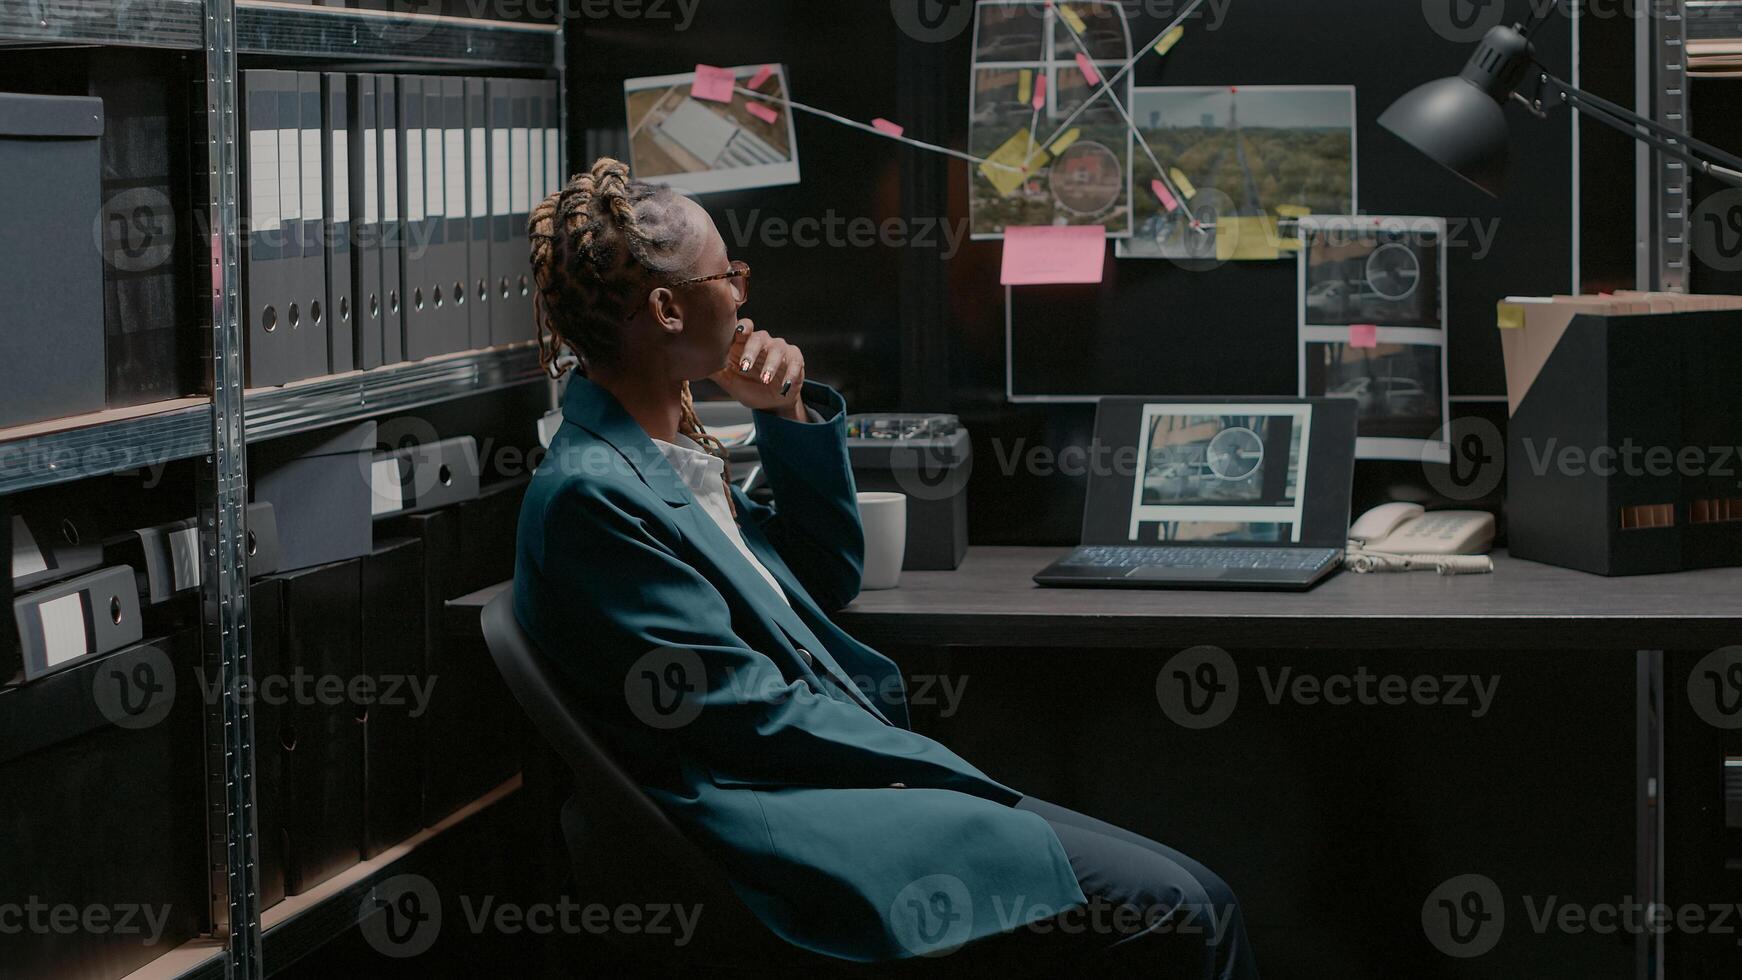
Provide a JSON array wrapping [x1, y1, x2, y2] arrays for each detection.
[[378, 481, 529, 826], [2, 497, 12, 677], [1505, 310, 1742, 575], [251, 575, 287, 910], [0, 92, 106, 429], [846, 419, 971, 571], [252, 422, 376, 573], [90, 52, 195, 409], [253, 559, 363, 895], [361, 536, 427, 857], [0, 630, 206, 980]]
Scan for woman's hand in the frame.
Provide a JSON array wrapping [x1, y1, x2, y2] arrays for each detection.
[[709, 319, 806, 419]]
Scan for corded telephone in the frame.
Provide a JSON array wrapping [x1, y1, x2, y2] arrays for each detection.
[[1346, 503, 1495, 575]]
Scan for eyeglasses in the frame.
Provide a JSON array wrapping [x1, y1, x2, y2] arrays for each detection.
[[668, 260, 751, 304]]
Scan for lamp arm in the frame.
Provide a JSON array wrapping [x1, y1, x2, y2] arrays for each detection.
[[1536, 71, 1742, 186]]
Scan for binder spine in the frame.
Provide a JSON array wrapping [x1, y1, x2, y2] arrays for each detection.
[[443, 77, 469, 355], [324, 72, 355, 374], [465, 77, 491, 351], [299, 72, 328, 380], [401, 75, 432, 360], [379, 75, 403, 364], [242, 71, 289, 387], [351, 73, 384, 370]]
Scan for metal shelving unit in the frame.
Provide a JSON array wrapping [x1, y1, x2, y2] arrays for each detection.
[[1688, 0, 1742, 42], [0, 400, 212, 495], [0, 2, 563, 976], [258, 776, 521, 977], [236, 0, 556, 66], [1646, 0, 1693, 291], [0, 0, 206, 49], [244, 343, 544, 443]]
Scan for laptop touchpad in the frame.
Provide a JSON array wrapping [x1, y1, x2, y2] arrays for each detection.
[[1124, 566, 1231, 580]]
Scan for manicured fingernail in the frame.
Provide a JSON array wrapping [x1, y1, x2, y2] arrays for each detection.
[[781, 380, 793, 395], [740, 358, 750, 371], [735, 323, 744, 334], [761, 371, 772, 383]]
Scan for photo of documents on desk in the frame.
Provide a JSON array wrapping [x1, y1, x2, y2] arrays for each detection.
[[624, 64, 800, 194]]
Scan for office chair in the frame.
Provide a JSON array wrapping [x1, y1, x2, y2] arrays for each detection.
[[481, 591, 1119, 979], [480, 592, 916, 977]]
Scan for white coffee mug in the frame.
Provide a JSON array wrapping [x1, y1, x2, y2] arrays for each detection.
[[856, 491, 907, 590]]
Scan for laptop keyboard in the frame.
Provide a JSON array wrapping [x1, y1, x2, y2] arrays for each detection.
[[1059, 545, 1341, 572]]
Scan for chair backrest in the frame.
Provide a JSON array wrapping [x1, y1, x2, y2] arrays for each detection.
[[479, 590, 772, 936], [482, 592, 719, 867], [481, 590, 952, 976]]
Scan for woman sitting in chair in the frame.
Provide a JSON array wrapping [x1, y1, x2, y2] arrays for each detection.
[[513, 156, 1257, 977]]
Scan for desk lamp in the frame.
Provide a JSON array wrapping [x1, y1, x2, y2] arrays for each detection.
[[1378, 21, 1742, 196]]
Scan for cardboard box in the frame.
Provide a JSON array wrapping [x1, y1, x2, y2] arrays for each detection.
[[1499, 297, 1742, 575]]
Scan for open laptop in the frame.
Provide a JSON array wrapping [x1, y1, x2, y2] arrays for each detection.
[[1034, 397, 1359, 591]]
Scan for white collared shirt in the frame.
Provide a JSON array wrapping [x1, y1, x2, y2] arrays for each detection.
[[650, 430, 792, 607]]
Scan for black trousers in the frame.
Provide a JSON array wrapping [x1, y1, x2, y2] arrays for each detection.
[[947, 797, 1259, 980]]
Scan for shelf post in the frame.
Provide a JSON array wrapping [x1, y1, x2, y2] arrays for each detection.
[[198, 0, 262, 974]]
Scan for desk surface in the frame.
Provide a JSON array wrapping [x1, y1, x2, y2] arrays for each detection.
[[446, 548, 1742, 651], [828, 548, 1742, 651]]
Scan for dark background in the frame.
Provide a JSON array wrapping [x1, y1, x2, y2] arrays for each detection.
[[565, 0, 1648, 546], [552, 14, 1716, 976]]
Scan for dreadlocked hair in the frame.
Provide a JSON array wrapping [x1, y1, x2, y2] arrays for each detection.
[[530, 156, 740, 516]]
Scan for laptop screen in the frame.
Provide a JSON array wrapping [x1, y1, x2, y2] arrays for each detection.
[[1081, 398, 1358, 549]]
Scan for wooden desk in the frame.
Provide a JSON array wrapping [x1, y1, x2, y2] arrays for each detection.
[[828, 546, 1742, 980], [446, 550, 1740, 978], [830, 547, 1742, 651]]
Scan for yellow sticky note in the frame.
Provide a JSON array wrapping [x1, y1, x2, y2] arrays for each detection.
[[1216, 215, 1283, 262], [1168, 167, 1197, 199], [1017, 69, 1033, 107], [1154, 25, 1185, 56], [1275, 203, 1312, 218], [1497, 302, 1526, 329], [1049, 128, 1082, 154], [979, 129, 1050, 197], [1059, 4, 1087, 34]]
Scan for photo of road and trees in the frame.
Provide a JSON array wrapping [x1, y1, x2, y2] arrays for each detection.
[[1119, 86, 1355, 260]]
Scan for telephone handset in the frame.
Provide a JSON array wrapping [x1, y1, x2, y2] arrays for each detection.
[[1346, 503, 1495, 575]]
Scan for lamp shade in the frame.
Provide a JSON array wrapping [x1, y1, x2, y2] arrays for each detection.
[[1378, 76, 1511, 197]]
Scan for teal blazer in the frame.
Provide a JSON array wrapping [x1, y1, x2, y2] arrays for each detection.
[[514, 375, 1084, 961]]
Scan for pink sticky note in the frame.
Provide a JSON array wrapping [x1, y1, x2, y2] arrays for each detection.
[[1349, 324, 1379, 348], [690, 65, 736, 103], [1031, 74, 1047, 110], [1074, 52, 1101, 86], [871, 117, 904, 138], [747, 64, 775, 90], [1151, 179, 1179, 213], [746, 102, 779, 124], [1001, 225, 1106, 286]]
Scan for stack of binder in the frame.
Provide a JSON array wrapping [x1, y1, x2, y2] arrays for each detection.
[[7, 503, 145, 687], [0, 629, 207, 980], [241, 71, 560, 388]]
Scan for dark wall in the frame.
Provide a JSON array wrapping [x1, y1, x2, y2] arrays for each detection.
[[568, 5, 909, 413], [568, 1, 1604, 545]]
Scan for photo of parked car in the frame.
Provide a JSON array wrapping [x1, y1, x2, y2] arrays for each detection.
[[1304, 342, 1445, 441], [1302, 223, 1444, 328], [1138, 414, 1301, 507]]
